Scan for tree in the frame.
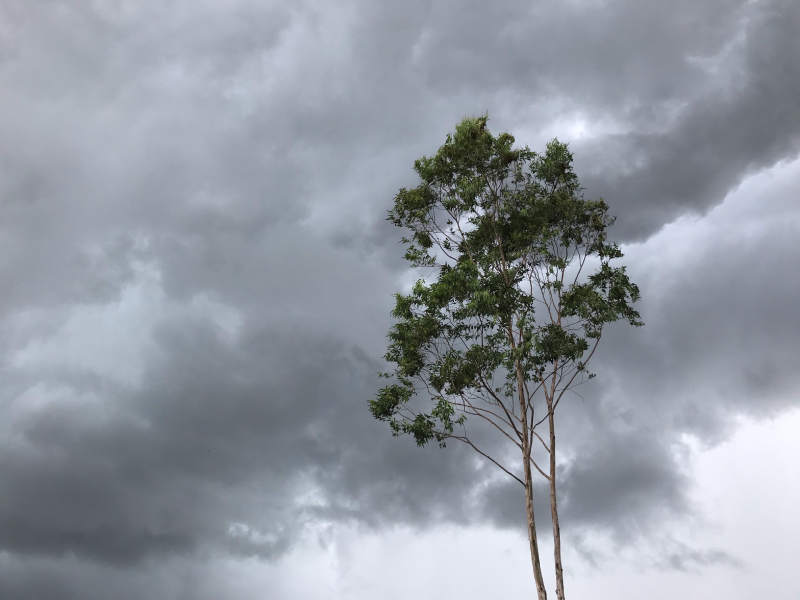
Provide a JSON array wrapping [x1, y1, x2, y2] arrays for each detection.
[[370, 115, 642, 600]]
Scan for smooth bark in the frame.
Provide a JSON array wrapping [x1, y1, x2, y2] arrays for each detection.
[[518, 360, 548, 600], [525, 468, 548, 600], [548, 401, 566, 600]]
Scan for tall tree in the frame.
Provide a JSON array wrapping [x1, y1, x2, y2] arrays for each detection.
[[370, 115, 642, 599]]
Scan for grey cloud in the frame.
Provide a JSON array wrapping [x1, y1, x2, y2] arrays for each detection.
[[0, 323, 376, 564], [559, 430, 688, 533], [577, 1, 800, 237], [1, 0, 799, 596], [656, 544, 743, 572], [0, 553, 266, 600]]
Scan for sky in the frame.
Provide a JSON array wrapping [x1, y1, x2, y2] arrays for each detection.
[[1, 1, 799, 598]]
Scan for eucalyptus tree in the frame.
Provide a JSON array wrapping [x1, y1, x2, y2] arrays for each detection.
[[370, 116, 642, 600]]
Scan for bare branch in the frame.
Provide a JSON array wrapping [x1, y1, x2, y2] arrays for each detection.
[[531, 429, 551, 454], [461, 397, 524, 450], [529, 454, 551, 482], [451, 435, 525, 487]]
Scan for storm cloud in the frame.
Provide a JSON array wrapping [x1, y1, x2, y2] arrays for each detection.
[[1, 1, 799, 598]]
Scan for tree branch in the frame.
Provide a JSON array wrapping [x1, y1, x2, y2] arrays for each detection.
[[451, 435, 525, 487]]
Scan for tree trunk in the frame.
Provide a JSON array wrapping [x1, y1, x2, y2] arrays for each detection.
[[524, 460, 548, 600], [516, 359, 548, 600], [548, 402, 566, 600]]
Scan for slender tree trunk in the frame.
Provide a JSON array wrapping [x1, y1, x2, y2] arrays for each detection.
[[548, 400, 566, 600], [524, 456, 548, 600], [516, 360, 548, 600]]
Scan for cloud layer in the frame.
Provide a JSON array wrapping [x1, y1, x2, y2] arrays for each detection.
[[1, 1, 799, 597]]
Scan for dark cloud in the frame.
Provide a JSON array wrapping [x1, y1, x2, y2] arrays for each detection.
[[1, 0, 799, 597], [577, 1, 800, 237], [1, 313, 493, 566], [1, 323, 370, 564]]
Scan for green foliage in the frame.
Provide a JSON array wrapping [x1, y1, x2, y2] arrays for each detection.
[[370, 115, 642, 447]]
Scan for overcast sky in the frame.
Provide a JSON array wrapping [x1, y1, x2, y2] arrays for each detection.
[[1, 1, 799, 599]]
